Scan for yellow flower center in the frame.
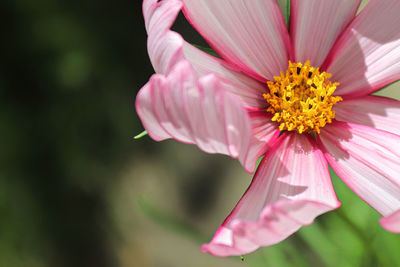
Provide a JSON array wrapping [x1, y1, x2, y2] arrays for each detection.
[[263, 61, 342, 134]]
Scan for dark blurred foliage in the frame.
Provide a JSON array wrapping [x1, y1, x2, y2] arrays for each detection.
[[1, 0, 156, 266], [1, 0, 217, 265]]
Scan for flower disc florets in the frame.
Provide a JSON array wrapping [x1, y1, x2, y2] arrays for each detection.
[[264, 61, 342, 134]]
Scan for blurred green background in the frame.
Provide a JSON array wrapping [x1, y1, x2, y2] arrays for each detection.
[[2, 0, 400, 266]]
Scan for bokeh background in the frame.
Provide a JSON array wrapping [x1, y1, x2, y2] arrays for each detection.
[[3, 0, 400, 266]]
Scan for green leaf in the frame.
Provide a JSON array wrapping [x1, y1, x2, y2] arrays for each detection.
[[373, 79, 400, 96], [255, 156, 264, 169], [277, 0, 291, 28], [134, 130, 147, 139], [192, 44, 221, 58], [285, 0, 291, 27]]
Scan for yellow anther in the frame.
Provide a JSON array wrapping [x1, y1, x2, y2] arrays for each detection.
[[264, 61, 342, 134]]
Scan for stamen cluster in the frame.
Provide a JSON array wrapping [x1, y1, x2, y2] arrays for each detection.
[[264, 61, 342, 134]]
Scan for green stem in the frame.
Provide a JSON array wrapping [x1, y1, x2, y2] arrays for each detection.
[[335, 209, 379, 266], [134, 130, 148, 139]]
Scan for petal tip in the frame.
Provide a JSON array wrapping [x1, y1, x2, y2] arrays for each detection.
[[379, 210, 400, 233]]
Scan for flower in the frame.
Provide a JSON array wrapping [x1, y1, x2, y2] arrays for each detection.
[[136, 0, 400, 257]]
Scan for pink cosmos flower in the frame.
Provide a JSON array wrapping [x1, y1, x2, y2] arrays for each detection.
[[136, 0, 400, 257]]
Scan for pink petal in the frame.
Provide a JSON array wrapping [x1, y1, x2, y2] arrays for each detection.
[[143, 0, 266, 108], [324, 0, 400, 97], [319, 122, 400, 219], [202, 133, 340, 257], [144, 0, 184, 75], [380, 210, 400, 233], [335, 95, 400, 135], [182, 0, 292, 81], [182, 43, 266, 109], [291, 0, 361, 67], [242, 111, 281, 173], [135, 80, 171, 141], [136, 61, 258, 172]]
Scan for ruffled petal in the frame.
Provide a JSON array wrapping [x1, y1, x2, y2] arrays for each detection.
[[319, 122, 400, 222], [182, 0, 291, 81], [334, 95, 400, 135], [144, 0, 185, 75], [143, 0, 266, 108], [380, 209, 400, 233], [202, 133, 340, 257], [324, 0, 400, 97], [136, 61, 257, 172], [291, 0, 361, 67]]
